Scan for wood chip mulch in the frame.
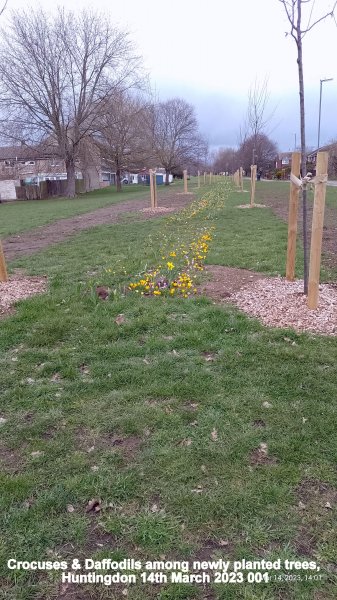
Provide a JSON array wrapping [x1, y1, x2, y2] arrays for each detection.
[[0, 276, 47, 316], [140, 207, 175, 214], [237, 204, 267, 209], [233, 277, 337, 336]]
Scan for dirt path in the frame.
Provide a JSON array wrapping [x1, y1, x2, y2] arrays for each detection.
[[257, 183, 337, 272], [3, 190, 193, 262]]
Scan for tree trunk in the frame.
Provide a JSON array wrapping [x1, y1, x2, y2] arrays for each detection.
[[165, 169, 170, 185], [296, 1, 309, 294], [116, 167, 122, 192], [65, 159, 76, 198]]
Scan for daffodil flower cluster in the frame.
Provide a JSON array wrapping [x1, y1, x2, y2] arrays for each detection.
[[129, 229, 213, 298], [128, 181, 232, 299]]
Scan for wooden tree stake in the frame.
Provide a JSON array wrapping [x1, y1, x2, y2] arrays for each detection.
[[0, 240, 8, 282], [307, 151, 328, 309], [203, 171, 206, 184], [286, 152, 301, 281], [239, 166, 244, 191], [197, 170, 200, 188], [153, 171, 158, 208], [183, 169, 188, 193], [149, 169, 155, 209]]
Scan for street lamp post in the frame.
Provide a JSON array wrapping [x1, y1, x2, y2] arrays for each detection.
[[317, 77, 333, 150]]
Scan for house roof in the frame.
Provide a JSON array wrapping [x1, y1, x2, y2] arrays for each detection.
[[0, 145, 50, 160]]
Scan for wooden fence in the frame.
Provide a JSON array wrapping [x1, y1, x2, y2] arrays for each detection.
[[15, 179, 85, 200]]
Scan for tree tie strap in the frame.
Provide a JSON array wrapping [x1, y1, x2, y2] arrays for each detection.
[[290, 172, 328, 188]]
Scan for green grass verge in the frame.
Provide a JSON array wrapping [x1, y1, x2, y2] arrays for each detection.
[[1, 184, 337, 599], [0, 182, 187, 238]]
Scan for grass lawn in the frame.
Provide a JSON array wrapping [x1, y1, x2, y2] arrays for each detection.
[[1, 181, 337, 599], [0, 181, 186, 238]]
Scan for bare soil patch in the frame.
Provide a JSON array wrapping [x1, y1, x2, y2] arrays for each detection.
[[3, 190, 193, 262], [249, 443, 277, 467], [0, 275, 47, 317], [199, 265, 263, 301]]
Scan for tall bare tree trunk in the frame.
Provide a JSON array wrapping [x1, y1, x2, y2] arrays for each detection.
[[116, 166, 122, 192], [296, 1, 308, 294], [165, 169, 170, 185], [66, 159, 76, 198]]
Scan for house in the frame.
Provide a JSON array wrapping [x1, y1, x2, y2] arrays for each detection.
[[275, 152, 293, 170], [0, 144, 115, 200]]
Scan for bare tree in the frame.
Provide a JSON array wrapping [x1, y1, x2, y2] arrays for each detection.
[[96, 91, 150, 191], [238, 133, 278, 174], [0, 8, 141, 197], [150, 98, 207, 185], [242, 77, 276, 167], [279, 0, 337, 293], [212, 147, 238, 174]]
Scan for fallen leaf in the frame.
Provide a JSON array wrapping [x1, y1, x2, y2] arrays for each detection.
[[122, 588, 128, 596], [51, 373, 62, 382], [11, 357, 18, 362], [302, 417, 308, 424], [298, 501, 306, 510], [26, 378, 35, 384], [87, 446, 95, 453], [31, 451, 44, 458], [203, 351, 216, 362], [211, 428, 218, 441], [219, 539, 229, 546], [180, 438, 192, 447], [201, 465, 207, 473], [91, 466, 99, 472], [85, 498, 102, 513], [115, 314, 126, 325], [262, 401, 272, 408], [0, 417, 7, 425], [259, 443, 268, 455], [67, 504, 75, 513], [325, 502, 332, 510], [150, 504, 159, 513], [143, 358, 150, 364], [79, 364, 90, 375], [96, 286, 109, 300]]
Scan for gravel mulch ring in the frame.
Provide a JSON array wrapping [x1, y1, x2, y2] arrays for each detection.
[[0, 276, 47, 316], [233, 277, 337, 336]]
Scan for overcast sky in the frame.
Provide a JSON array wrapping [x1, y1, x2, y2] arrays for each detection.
[[7, 0, 337, 152]]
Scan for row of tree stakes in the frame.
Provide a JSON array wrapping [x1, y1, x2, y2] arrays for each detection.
[[0, 157, 329, 311]]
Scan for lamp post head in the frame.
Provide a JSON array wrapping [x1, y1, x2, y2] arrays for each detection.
[[320, 77, 333, 84]]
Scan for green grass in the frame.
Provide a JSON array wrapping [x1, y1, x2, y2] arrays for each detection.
[[0, 181, 186, 238], [1, 182, 337, 599]]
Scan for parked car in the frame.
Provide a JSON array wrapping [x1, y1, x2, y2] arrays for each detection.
[[122, 177, 129, 184]]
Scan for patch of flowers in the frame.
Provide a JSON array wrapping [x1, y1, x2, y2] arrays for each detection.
[[129, 229, 214, 298], [97, 179, 232, 301]]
